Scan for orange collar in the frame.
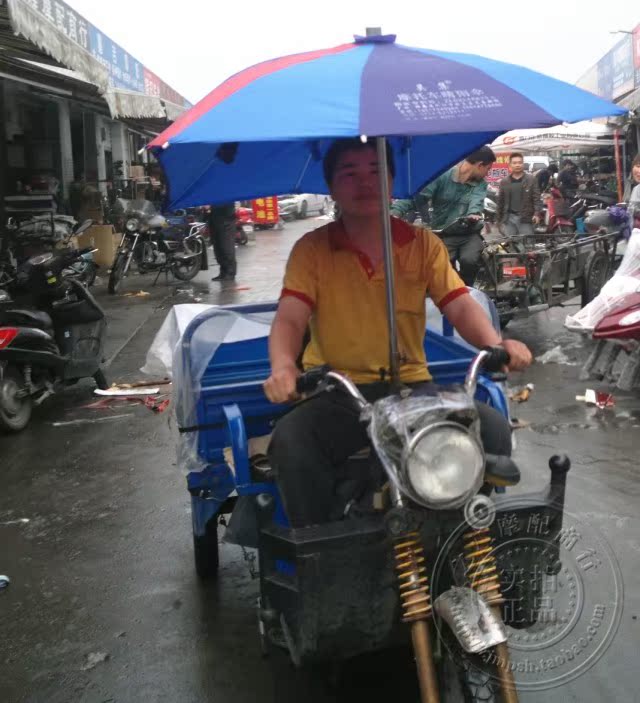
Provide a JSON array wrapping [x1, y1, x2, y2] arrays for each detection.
[[328, 217, 415, 279], [328, 216, 416, 251]]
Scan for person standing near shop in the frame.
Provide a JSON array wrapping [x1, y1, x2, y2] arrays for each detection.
[[208, 203, 237, 282], [496, 152, 541, 238]]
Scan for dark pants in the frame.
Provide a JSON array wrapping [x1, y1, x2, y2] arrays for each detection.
[[268, 383, 512, 527], [441, 232, 484, 286], [209, 214, 237, 277]]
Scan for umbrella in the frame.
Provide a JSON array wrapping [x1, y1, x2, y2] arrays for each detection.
[[149, 33, 625, 210]]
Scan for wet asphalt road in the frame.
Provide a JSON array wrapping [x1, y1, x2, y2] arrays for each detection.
[[1, 219, 639, 703]]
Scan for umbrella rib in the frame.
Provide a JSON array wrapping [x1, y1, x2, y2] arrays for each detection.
[[294, 151, 313, 191]]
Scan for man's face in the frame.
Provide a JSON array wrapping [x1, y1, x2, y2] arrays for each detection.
[[469, 160, 493, 181], [329, 147, 392, 217], [510, 157, 524, 175], [632, 164, 640, 184]]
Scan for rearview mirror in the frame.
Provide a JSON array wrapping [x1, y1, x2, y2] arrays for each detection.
[[75, 219, 93, 236]]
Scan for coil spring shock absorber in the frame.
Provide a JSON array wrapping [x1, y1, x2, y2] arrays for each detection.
[[393, 531, 439, 703], [463, 528, 519, 703], [394, 531, 431, 622]]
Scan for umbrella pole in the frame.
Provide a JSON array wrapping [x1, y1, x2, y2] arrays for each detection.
[[376, 137, 401, 387]]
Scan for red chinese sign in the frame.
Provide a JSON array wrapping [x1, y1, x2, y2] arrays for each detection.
[[252, 197, 279, 224], [486, 154, 511, 184]]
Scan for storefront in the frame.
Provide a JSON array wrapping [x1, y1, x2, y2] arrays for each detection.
[[0, 0, 190, 221]]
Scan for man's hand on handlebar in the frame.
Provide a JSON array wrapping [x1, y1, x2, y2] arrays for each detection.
[[264, 363, 300, 404], [501, 339, 532, 371], [467, 213, 483, 221]]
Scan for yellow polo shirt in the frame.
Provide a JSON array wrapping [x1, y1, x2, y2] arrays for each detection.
[[281, 217, 468, 384]]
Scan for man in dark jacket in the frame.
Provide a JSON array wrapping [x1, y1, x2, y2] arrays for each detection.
[[535, 162, 558, 192], [496, 153, 541, 238], [557, 160, 579, 198], [391, 145, 495, 285], [208, 203, 237, 281]]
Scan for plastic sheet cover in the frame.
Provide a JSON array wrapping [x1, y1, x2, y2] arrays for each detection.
[[368, 386, 479, 493], [565, 228, 640, 332], [147, 306, 274, 473]]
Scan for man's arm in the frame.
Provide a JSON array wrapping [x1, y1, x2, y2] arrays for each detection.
[[391, 175, 442, 220], [264, 296, 312, 403], [441, 294, 532, 370], [467, 179, 488, 216], [531, 176, 542, 220]]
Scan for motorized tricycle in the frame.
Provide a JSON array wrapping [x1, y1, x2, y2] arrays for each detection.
[[175, 301, 571, 702]]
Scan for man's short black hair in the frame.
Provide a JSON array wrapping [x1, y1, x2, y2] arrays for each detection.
[[323, 138, 396, 186], [465, 145, 496, 166], [509, 152, 524, 162]]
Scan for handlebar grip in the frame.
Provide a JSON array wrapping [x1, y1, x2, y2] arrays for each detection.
[[295, 364, 331, 394], [482, 346, 510, 373]]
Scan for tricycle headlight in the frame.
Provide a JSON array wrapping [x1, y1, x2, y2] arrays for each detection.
[[405, 422, 484, 509], [125, 218, 138, 232]]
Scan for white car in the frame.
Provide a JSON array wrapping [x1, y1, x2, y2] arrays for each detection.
[[277, 193, 332, 220]]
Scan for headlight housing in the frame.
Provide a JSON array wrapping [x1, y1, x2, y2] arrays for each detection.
[[403, 422, 484, 510], [125, 218, 139, 232]]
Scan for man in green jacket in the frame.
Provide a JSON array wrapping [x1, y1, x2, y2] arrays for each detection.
[[391, 146, 495, 285]]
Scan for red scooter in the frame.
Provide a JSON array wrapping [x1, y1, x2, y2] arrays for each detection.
[[581, 291, 640, 391], [542, 187, 574, 234]]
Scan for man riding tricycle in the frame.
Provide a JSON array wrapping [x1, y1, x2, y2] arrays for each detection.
[[150, 28, 623, 703]]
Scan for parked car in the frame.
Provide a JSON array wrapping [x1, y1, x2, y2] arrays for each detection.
[[277, 193, 331, 220]]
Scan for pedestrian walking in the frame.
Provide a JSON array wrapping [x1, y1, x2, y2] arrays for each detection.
[[496, 152, 541, 238], [208, 203, 237, 281]]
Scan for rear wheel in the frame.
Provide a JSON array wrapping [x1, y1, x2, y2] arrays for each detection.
[[581, 250, 610, 307], [194, 519, 220, 579], [108, 252, 128, 294], [0, 367, 32, 432], [297, 201, 308, 219]]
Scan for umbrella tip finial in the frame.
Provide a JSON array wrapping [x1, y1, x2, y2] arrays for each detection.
[[365, 27, 382, 36], [360, 135, 368, 143], [162, 141, 170, 150]]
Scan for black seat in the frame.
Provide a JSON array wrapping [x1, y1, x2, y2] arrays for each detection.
[[0, 307, 53, 330]]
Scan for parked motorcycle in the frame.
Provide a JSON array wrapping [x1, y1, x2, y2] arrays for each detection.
[[0, 251, 108, 432], [107, 199, 208, 294], [235, 206, 254, 245], [2, 217, 97, 287]]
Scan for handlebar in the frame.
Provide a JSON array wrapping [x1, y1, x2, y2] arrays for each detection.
[[295, 364, 332, 394], [464, 346, 510, 397], [296, 346, 509, 406]]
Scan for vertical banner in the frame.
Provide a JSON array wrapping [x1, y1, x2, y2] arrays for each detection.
[[486, 153, 511, 184], [252, 197, 279, 225]]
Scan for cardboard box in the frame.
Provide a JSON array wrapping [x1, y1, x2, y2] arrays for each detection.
[[76, 225, 120, 267]]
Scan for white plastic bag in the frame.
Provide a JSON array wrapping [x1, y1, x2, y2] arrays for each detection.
[[565, 229, 640, 332]]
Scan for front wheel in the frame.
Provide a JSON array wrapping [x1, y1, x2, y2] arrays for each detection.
[[108, 251, 128, 294], [93, 369, 109, 390], [83, 262, 98, 287], [0, 366, 33, 432], [440, 646, 498, 703]]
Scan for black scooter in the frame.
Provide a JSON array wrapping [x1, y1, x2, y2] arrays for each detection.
[[0, 251, 108, 432]]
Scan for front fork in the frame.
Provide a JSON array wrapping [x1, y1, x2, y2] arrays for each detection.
[[391, 506, 518, 703]]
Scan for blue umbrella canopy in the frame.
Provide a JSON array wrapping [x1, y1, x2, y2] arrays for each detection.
[[149, 34, 625, 209]]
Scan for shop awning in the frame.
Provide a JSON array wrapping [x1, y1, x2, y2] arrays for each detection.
[[1, 0, 189, 121], [618, 88, 640, 113], [491, 120, 617, 153]]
